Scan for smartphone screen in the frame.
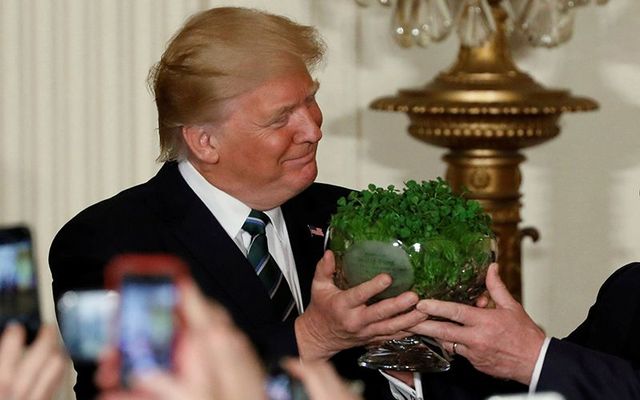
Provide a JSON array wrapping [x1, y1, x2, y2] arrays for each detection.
[[57, 289, 119, 362], [0, 226, 39, 341], [118, 274, 178, 384]]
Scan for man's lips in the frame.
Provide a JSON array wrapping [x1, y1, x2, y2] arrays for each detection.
[[283, 147, 317, 165]]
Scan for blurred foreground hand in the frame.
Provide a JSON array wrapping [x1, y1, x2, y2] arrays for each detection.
[[282, 357, 363, 400], [97, 278, 364, 400], [97, 279, 267, 400], [0, 324, 66, 400]]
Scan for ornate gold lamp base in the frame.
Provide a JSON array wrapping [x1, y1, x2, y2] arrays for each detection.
[[370, 4, 597, 301]]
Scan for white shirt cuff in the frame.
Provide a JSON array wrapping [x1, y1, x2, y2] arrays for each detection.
[[528, 336, 551, 394], [380, 370, 423, 400]]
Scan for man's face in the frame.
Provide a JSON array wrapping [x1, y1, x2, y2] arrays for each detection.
[[209, 68, 323, 209]]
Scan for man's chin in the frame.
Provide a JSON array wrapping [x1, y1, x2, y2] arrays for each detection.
[[290, 166, 317, 194]]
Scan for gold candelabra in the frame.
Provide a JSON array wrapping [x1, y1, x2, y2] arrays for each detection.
[[367, 0, 599, 301]]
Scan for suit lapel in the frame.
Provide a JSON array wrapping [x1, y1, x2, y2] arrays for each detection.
[[282, 196, 327, 307], [147, 163, 275, 323], [147, 164, 335, 317]]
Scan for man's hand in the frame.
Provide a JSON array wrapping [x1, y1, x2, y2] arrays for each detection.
[[409, 263, 545, 385], [295, 250, 427, 361]]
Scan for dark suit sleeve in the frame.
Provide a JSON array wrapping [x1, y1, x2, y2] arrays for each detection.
[[537, 263, 640, 399], [49, 184, 169, 399], [49, 215, 120, 300], [49, 218, 112, 400], [538, 338, 640, 399]]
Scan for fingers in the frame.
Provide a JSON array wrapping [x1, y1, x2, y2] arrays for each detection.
[[342, 274, 393, 308], [361, 307, 426, 338], [474, 290, 495, 309], [12, 326, 63, 399], [408, 319, 465, 345], [0, 324, 26, 393], [443, 340, 467, 357], [0, 325, 67, 400], [281, 357, 304, 380], [360, 291, 418, 323], [282, 358, 360, 400], [485, 263, 517, 309], [99, 388, 155, 400], [178, 279, 233, 332], [204, 328, 266, 396], [28, 348, 66, 400], [416, 298, 477, 326], [129, 372, 184, 400], [95, 347, 121, 391], [369, 331, 414, 343]]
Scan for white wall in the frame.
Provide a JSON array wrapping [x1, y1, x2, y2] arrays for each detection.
[[1, 0, 639, 398]]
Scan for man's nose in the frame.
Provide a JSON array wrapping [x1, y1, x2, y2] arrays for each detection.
[[294, 108, 323, 143]]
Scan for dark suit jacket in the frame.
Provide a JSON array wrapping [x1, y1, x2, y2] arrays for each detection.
[[50, 162, 393, 399], [537, 262, 640, 399], [419, 262, 640, 400]]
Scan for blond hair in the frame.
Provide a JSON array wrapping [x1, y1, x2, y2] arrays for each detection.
[[148, 7, 326, 162]]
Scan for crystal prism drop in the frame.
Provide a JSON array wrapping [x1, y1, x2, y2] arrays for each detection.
[[554, 9, 575, 46], [456, 0, 497, 48], [355, 0, 374, 7], [506, 0, 530, 20], [447, 0, 463, 17], [560, 0, 589, 11], [391, 0, 414, 47], [423, 0, 453, 42], [520, 0, 576, 47], [409, 0, 432, 47], [501, 0, 517, 34]]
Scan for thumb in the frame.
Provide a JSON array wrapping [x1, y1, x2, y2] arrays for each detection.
[[315, 250, 336, 281], [486, 263, 518, 309]]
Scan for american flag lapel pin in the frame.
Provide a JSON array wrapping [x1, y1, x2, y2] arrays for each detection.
[[307, 225, 324, 238]]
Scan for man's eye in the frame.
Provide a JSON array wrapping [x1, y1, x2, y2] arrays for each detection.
[[271, 115, 290, 127], [305, 95, 317, 106]]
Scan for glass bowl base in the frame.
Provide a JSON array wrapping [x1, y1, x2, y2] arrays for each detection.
[[357, 336, 451, 373]]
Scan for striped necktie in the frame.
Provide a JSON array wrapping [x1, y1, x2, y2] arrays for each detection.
[[242, 210, 297, 322]]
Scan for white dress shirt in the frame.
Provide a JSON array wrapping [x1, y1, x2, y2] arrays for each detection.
[[178, 160, 304, 314], [530, 337, 552, 393]]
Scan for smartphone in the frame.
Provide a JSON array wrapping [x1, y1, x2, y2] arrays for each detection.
[[105, 254, 187, 386], [57, 289, 119, 362], [0, 225, 40, 342]]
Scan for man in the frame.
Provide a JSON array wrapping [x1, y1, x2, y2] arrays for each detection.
[[49, 7, 424, 399], [409, 262, 640, 399]]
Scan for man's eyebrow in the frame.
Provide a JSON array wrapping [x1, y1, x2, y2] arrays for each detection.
[[271, 104, 296, 120], [269, 80, 321, 120]]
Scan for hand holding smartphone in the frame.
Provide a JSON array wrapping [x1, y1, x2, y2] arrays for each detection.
[[105, 254, 187, 386], [0, 225, 40, 343], [61, 252, 313, 400]]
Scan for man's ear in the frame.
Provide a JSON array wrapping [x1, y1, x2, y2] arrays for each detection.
[[181, 125, 220, 164]]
